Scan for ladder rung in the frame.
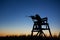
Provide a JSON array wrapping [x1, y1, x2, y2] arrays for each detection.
[[42, 28, 50, 30]]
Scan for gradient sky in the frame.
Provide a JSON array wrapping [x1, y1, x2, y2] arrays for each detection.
[[0, 0, 60, 36]]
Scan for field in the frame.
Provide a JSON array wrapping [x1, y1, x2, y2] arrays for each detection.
[[0, 35, 60, 40]]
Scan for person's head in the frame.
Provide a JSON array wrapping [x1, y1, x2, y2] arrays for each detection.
[[35, 14, 41, 19], [35, 14, 40, 17], [35, 14, 39, 16]]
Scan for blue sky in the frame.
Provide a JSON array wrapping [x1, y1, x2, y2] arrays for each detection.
[[0, 0, 60, 36]]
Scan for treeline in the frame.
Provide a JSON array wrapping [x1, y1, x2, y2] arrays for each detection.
[[0, 33, 60, 40], [0, 35, 60, 40]]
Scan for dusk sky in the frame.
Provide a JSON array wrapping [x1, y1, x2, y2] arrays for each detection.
[[0, 0, 60, 36]]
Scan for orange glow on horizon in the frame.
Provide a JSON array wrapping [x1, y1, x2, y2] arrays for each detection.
[[0, 32, 59, 37]]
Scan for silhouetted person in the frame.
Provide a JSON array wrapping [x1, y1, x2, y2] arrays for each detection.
[[35, 14, 45, 36], [35, 14, 42, 29], [29, 14, 44, 36], [29, 14, 42, 29], [29, 14, 43, 36]]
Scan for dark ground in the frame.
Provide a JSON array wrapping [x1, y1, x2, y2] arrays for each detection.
[[0, 35, 60, 40]]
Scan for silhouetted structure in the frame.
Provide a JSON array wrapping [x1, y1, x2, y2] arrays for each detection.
[[29, 14, 52, 37]]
